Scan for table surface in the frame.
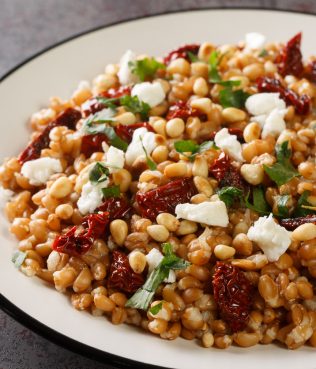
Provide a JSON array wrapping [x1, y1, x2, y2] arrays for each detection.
[[1, 1, 316, 368]]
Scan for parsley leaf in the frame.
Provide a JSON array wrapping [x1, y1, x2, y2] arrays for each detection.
[[275, 195, 290, 218], [174, 139, 217, 161], [263, 141, 299, 186], [89, 162, 110, 184], [219, 87, 250, 108], [125, 246, 190, 310], [95, 96, 119, 111], [140, 137, 157, 170], [187, 51, 199, 62], [259, 49, 268, 57], [102, 185, 120, 198], [128, 58, 165, 81], [120, 95, 150, 120], [294, 191, 316, 217], [245, 186, 270, 215], [208, 51, 222, 83], [11, 251, 27, 268], [83, 108, 115, 129], [217, 186, 243, 207], [149, 302, 163, 315]]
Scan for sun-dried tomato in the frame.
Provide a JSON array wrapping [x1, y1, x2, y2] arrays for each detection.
[[82, 86, 132, 117], [278, 33, 303, 77], [108, 250, 144, 293], [164, 44, 200, 64], [209, 152, 246, 190], [279, 215, 316, 230], [212, 262, 253, 332], [18, 108, 81, 164], [52, 212, 109, 256], [136, 177, 197, 221], [166, 100, 203, 121], [80, 133, 108, 157], [257, 76, 310, 115], [209, 128, 244, 143], [115, 122, 154, 143], [304, 59, 316, 83], [97, 197, 131, 220]]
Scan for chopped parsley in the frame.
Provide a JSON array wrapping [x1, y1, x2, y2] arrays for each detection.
[[187, 51, 199, 62], [174, 139, 217, 161], [89, 162, 110, 184], [258, 49, 268, 57], [217, 186, 243, 207], [245, 186, 270, 215], [11, 251, 27, 268], [263, 141, 299, 186], [120, 95, 150, 120], [140, 137, 157, 170], [294, 191, 316, 217], [149, 302, 163, 315], [125, 243, 190, 311], [219, 87, 250, 108], [102, 185, 120, 198], [275, 195, 291, 218], [128, 58, 165, 81]]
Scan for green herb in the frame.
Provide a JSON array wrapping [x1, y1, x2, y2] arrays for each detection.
[[174, 139, 217, 161], [217, 186, 243, 207], [140, 137, 157, 170], [89, 162, 110, 184], [217, 80, 241, 87], [245, 186, 270, 215], [275, 195, 290, 218], [259, 49, 268, 57], [120, 95, 150, 120], [187, 51, 199, 62], [263, 141, 299, 186], [162, 242, 173, 255], [95, 96, 119, 111], [149, 302, 163, 315], [11, 251, 26, 268], [128, 58, 165, 81], [219, 87, 250, 108], [294, 191, 316, 217], [102, 185, 120, 198], [208, 51, 222, 83], [84, 108, 116, 128], [125, 245, 190, 310]]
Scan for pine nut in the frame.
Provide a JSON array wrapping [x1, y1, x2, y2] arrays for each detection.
[[156, 213, 179, 232], [49, 177, 73, 198], [164, 162, 187, 177], [222, 107, 246, 122], [147, 224, 170, 242], [110, 219, 128, 246], [292, 223, 316, 241], [128, 250, 147, 274], [214, 245, 236, 260]]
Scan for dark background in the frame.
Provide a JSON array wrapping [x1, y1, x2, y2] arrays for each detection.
[[1, 1, 315, 368]]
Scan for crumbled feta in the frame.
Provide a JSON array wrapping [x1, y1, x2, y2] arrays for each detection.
[[146, 248, 176, 283], [175, 201, 229, 227], [125, 127, 157, 166], [77, 178, 109, 215], [117, 50, 139, 85], [0, 186, 14, 207], [245, 93, 285, 116], [131, 82, 165, 108], [214, 128, 244, 162], [245, 32, 266, 50], [247, 214, 291, 262], [105, 146, 125, 173], [261, 108, 286, 138], [21, 157, 62, 185]]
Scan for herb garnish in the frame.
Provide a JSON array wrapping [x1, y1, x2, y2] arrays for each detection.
[[102, 185, 120, 198], [245, 187, 270, 215], [174, 139, 217, 161], [275, 195, 291, 218], [149, 301, 163, 315], [294, 191, 316, 217], [140, 137, 157, 170], [128, 58, 165, 81], [89, 162, 110, 184], [259, 49, 268, 57], [125, 243, 190, 310], [263, 141, 299, 186], [11, 251, 27, 268], [187, 51, 199, 62], [217, 186, 243, 207]]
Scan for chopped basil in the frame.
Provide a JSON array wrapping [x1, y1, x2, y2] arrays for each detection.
[[245, 186, 270, 215], [140, 137, 157, 170], [89, 162, 110, 184], [263, 141, 299, 186], [125, 244, 190, 310], [102, 185, 120, 198], [217, 186, 243, 207], [128, 58, 165, 81], [275, 195, 291, 218], [174, 139, 217, 161], [219, 87, 250, 108], [149, 301, 163, 315], [187, 51, 199, 62], [259, 49, 268, 57], [11, 251, 26, 268], [294, 191, 316, 217], [120, 95, 150, 120]]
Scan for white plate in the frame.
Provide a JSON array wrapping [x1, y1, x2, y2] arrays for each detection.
[[0, 8, 315, 369]]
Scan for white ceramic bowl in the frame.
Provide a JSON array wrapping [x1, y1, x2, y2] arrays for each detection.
[[0, 9, 315, 369]]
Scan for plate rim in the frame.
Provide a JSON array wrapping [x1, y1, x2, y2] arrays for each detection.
[[1, 6, 315, 369]]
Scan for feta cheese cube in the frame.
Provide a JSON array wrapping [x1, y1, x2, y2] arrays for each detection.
[[261, 108, 286, 138], [245, 93, 285, 116], [21, 157, 62, 186], [245, 32, 266, 50], [105, 146, 125, 173], [247, 214, 291, 262], [131, 82, 165, 108], [117, 50, 139, 86], [125, 127, 157, 166], [77, 178, 109, 215], [175, 201, 229, 227], [214, 128, 244, 162], [146, 248, 176, 283]]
